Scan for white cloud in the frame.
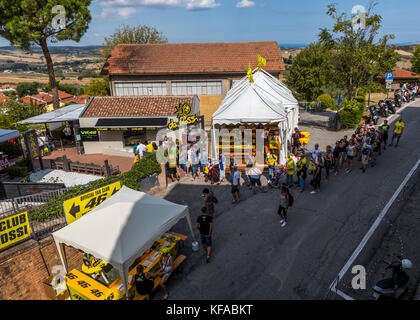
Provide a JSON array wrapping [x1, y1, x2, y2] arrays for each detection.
[[236, 0, 255, 8], [98, 0, 220, 12], [99, 6, 139, 18]]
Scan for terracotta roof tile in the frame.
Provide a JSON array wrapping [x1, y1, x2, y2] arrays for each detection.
[[378, 68, 420, 79], [81, 96, 194, 118], [101, 41, 284, 75]]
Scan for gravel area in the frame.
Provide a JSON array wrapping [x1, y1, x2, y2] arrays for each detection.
[[29, 169, 103, 187]]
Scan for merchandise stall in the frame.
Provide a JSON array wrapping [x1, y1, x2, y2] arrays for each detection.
[[212, 69, 291, 166], [51, 186, 196, 300]]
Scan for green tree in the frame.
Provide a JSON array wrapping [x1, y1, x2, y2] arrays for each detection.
[[411, 45, 420, 74], [286, 43, 330, 101], [0, 0, 92, 110], [85, 77, 110, 96], [101, 24, 168, 60], [16, 82, 40, 98], [0, 100, 44, 132], [319, 3, 400, 99]]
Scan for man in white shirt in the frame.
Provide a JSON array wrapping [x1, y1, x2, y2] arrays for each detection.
[[136, 141, 147, 159], [311, 144, 321, 162], [231, 165, 241, 204]]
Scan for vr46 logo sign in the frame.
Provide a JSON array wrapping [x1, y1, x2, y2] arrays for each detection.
[[63, 181, 121, 224], [0, 211, 31, 250]]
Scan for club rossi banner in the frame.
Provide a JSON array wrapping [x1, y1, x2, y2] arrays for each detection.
[[0, 211, 31, 250], [63, 181, 122, 224]]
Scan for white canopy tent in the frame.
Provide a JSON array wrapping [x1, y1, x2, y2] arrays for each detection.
[[52, 186, 196, 299], [20, 104, 86, 124], [0, 129, 19, 143], [212, 68, 299, 164]]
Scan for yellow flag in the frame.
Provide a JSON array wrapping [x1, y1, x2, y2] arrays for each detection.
[[258, 54, 266, 70], [247, 63, 254, 83]]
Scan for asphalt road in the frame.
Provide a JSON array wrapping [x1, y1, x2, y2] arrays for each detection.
[[151, 100, 420, 300]]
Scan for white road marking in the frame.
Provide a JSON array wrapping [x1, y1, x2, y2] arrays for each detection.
[[384, 99, 418, 123], [328, 158, 420, 298]]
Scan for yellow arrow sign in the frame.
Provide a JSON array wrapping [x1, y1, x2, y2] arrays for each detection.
[[63, 181, 122, 224]]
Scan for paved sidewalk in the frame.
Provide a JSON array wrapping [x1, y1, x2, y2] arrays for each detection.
[[43, 147, 134, 173]]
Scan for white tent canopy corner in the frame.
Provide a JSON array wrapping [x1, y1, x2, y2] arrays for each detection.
[[19, 104, 86, 124], [52, 185, 196, 299]]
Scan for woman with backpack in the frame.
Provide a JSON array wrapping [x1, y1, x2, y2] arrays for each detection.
[[278, 186, 293, 227]]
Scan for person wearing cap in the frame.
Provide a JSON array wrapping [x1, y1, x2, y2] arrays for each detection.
[[231, 165, 241, 203], [285, 155, 295, 188], [296, 152, 307, 192]]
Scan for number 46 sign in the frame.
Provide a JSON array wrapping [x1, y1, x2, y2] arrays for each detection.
[[63, 181, 122, 224]]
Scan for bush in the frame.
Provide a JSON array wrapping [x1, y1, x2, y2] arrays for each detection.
[[0, 141, 22, 159], [121, 153, 161, 190], [316, 94, 336, 110], [5, 165, 28, 177], [340, 99, 364, 128], [30, 153, 161, 222]]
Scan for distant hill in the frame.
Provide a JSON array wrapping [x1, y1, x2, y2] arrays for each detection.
[[0, 45, 102, 54]]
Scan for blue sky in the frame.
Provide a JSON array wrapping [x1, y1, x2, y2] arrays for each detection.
[[1, 0, 420, 47]]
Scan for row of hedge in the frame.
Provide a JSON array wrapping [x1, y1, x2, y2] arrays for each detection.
[[5, 158, 29, 177], [30, 152, 162, 222]]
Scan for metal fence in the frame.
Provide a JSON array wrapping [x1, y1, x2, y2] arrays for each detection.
[[0, 176, 121, 250]]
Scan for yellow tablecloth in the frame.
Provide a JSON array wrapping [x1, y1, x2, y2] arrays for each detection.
[[66, 232, 184, 300]]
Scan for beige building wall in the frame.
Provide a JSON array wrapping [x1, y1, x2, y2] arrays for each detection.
[[199, 95, 224, 128]]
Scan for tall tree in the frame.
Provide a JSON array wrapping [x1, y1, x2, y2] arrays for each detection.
[[319, 3, 400, 99], [0, 0, 91, 110], [286, 43, 330, 101], [101, 24, 168, 60], [411, 45, 420, 74]]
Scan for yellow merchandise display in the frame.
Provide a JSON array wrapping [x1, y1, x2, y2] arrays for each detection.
[[64, 232, 185, 300]]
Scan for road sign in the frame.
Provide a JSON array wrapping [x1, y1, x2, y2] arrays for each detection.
[[386, 82, 392, 89], [385, 72, 394, 81], [63, 181, 122, 224]]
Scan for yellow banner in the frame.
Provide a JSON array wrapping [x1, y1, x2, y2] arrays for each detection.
[[63, 181, 122, 224], [0, 211, 31, 250], [66, 269, 116, 300]]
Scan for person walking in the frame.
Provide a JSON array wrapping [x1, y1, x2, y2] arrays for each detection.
[[380, 120, 390, 151], [248, 163, 265, 194], [202, 188, 217, 217], [285, 155, 295, 188], [278, 186, 291, 227], [196, 207, 213, 263], [389, 117, 405, 148], [310, 154, 323, 194], [231, 165, 241, 204]]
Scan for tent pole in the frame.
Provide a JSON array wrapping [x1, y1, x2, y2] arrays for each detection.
[[55, 242, 68, 273], [121, 266, 130, 300], [185, 209, 197, 243]]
